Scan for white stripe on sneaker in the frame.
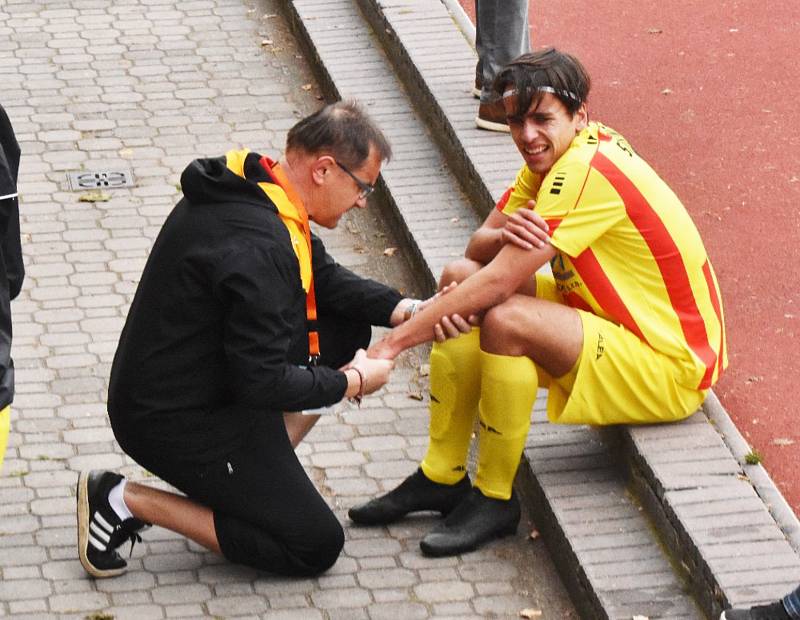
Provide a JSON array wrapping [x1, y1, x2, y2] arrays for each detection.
[[94, 511, 114, 533], [90, 520, 111, 543], [89, 533, 108, 552]]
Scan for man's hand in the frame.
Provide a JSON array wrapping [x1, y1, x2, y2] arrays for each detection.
[[502, 202, 550, 250], [342, 348, 394, 395]]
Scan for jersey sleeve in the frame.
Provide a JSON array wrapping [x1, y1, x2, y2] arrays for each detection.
[[506, 158, 626, 258], [502, 165, 543, 215]]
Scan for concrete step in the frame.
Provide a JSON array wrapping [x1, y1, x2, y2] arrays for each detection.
[[282, 0, 800, 618]]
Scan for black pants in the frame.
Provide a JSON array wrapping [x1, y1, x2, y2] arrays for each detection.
[[119, 314, 370, 576]]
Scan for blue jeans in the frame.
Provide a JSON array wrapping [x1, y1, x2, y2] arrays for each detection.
[[784, 584, 800, 618], [475, 0, 531, 103]]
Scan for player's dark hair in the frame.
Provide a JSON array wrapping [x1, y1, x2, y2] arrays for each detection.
[[286, 100, 391, 169], [493, 48, 591, 119]]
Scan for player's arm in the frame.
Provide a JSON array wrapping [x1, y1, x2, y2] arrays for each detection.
[[368, 240, 557, 360], [465, 201, 549, 265]]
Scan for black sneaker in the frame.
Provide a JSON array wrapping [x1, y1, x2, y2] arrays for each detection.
[[77, 470, 149, 578], [721, 601, 790, 620], [420, 487, 521, 557], [348, 468, 471, 525]]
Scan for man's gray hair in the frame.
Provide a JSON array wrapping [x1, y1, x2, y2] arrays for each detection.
[[286, 100, 392, 169]]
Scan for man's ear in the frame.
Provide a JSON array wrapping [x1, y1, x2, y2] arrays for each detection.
[[310, 155, 335, 187], [575, 103, 589, 132]]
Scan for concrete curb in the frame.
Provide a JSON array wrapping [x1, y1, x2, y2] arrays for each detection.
[[704, 391, 800, 555]]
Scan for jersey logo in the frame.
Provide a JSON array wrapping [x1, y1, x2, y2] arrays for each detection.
[[549, 171, 567, 195], [596, 333, 606, 360]]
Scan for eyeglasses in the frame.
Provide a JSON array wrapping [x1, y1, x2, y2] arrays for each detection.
[[335, 160, 375, 200]]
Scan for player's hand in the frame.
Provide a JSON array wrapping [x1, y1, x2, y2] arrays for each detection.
[[501, 204, 549, 250], [429, 282, 479, 342]]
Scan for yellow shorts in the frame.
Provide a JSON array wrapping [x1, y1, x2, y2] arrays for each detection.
[[0, 405, 10, 474], [535, 274, 706, 426]]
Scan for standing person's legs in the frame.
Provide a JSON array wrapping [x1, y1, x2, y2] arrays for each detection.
[[475, 0, 531, 131]]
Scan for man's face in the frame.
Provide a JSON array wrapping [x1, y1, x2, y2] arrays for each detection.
[[313, 147, 382, 229], [504, 92, 587, 176]]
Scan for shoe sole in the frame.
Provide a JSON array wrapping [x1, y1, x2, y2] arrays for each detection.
[[77, 471, 126, 579], [474, 116, 511, 133], [420, 518, 518, 557], [471, 86, 481, 98]]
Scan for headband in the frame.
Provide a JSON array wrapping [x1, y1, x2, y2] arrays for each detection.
[[502, 85, 580, 102]]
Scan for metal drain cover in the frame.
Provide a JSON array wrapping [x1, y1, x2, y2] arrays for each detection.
[[67, 170, 135, 191]]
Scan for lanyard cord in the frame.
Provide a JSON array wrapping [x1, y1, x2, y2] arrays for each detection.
[[258, 156, 320, 365]]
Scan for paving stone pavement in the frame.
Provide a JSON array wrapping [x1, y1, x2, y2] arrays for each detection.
[[0, 0, 576, 618]]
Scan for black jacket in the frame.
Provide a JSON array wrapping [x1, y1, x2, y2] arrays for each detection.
[[108, 152, 402, 461], [0, 104, 24, 410]]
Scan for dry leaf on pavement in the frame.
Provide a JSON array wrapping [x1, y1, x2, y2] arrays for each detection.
[[383, 247, 398, 256], [519, 609, 542, 619], [78, 190, 111, 203]]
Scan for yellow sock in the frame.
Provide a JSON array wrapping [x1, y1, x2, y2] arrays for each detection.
[[475, 351, 538, 500], [421, 329, 481, 485], [0, 406, 10, 475]]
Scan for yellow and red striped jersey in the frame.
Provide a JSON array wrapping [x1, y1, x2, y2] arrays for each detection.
[[501, 121, 727, 390]]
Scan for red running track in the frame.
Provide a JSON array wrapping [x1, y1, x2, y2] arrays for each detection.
[[459, 1, 800, 514]]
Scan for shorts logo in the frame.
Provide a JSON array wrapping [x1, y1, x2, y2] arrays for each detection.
[[596, 333, 605, 360]]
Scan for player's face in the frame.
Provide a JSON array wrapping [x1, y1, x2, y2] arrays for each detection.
[[505, 92, 587, 176]]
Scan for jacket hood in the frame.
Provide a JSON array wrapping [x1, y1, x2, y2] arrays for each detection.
[[179, 153, 275, 210]]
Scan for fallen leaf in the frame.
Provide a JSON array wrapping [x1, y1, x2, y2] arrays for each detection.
[[301, 83, 313, 91], [78, 190, 111, 202], [408, 391, 424, 401], [647, 28, 663, 34], [418, 363, 430, 377], [261, 39, 273, 46], [383, 247, 398, 256], [661, 88, 673, 95], [450, 217, 460, 223], [773, 438, 795, 446], [519, 609, 542, 619], [352, 244, 368, 254], [262, 13, 277, 19], [529, 528, 540, 539]]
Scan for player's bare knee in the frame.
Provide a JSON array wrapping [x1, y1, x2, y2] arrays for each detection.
[[481, 297, 532, 355]]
